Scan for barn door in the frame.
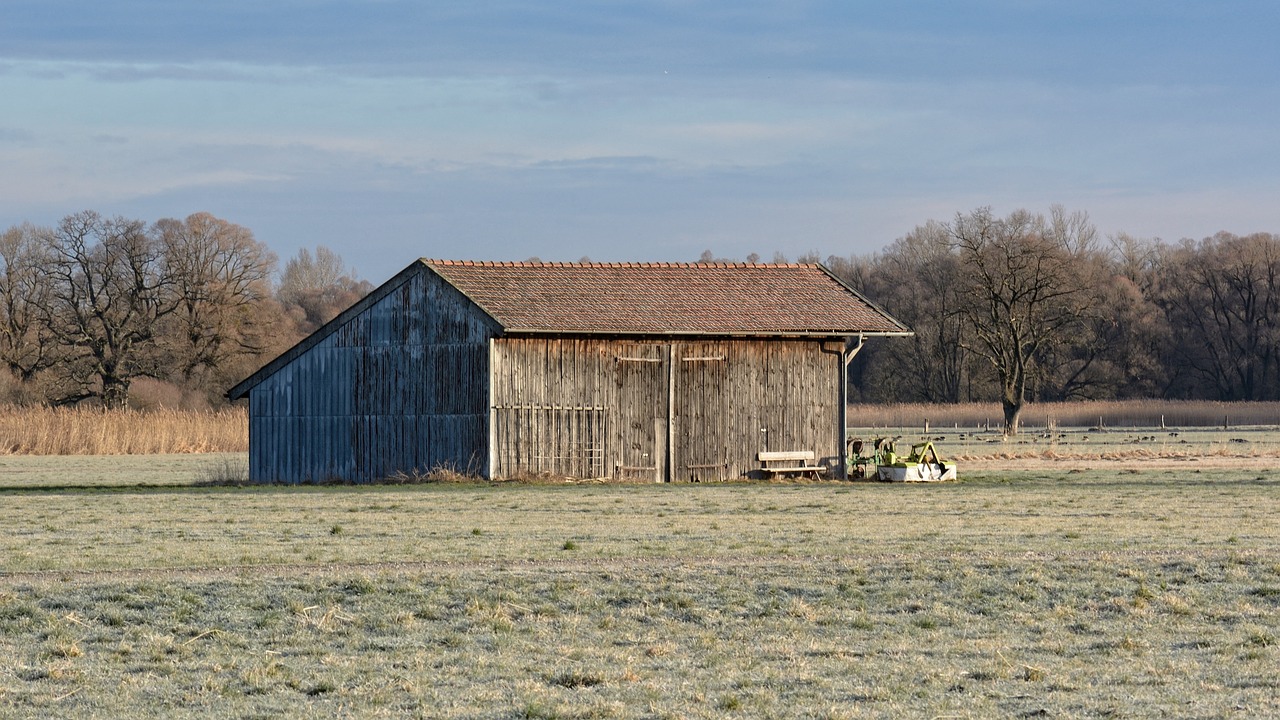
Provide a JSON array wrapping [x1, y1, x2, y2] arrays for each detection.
[[614, 346, 667, 482], [674, 343, 728, 481]]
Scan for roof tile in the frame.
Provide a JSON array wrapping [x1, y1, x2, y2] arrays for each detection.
[[422, 260, 908, 335]]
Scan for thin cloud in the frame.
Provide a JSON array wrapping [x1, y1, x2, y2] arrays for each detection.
[[0, 127, 36, 144], [2, 1, 1279, 277]]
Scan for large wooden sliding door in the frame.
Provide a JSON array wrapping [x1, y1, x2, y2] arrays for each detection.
[[612, 341, 729, 482]]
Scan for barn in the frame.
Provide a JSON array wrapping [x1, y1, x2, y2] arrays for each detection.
[[227, 260, 910, 483]]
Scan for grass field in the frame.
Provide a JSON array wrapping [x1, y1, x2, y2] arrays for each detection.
[[0, 453, 246, 490], [1, 449, 1278, 718]]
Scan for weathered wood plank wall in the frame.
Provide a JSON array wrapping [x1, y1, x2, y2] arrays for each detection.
[[491, 337, 841, 481], [248, 268, 496, 482], [248, 263, 847, 483]]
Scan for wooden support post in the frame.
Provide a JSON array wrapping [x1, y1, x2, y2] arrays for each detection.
[[487, 337, 496, 480], [667, 343, 676, 483], [839, 334, 865, 480]]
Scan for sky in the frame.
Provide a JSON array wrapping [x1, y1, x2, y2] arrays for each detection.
[[2, 1, 1279, 281]]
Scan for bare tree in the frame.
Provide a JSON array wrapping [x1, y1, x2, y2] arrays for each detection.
[[1033, 236, 1170, 400], [0, 224, 59, 390], [859, 221, 976, 402], [1110, 232, 1162, 289], [278, 246, 351, 303], [277, 246, 371, 332], [155, 212, 279, 397], [948, 206, 1101, 434], [1154, 232, 1280, 400], [39, 211, 176, 408]]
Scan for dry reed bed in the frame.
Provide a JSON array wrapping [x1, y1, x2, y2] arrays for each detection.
[[851, 399, 1280, 429], [953, 446, 1280, 463], [0, 407, 247, 455], [1, 400, 1273, 458]]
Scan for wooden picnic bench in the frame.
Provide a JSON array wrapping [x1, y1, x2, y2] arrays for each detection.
[[758, 450, 825, 479]]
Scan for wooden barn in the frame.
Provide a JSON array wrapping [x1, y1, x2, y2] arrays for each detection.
[[227, 260, 910, 483]]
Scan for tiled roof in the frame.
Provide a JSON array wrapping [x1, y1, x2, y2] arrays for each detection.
[[422, 260, 910, 336]]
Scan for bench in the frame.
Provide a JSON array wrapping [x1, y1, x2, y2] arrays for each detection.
[[758, 450, 825, 479]]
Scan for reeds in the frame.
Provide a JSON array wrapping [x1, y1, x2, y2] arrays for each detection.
[[849, 399, 1280, 430], [0, 406, 247, 455], [5, 399, 1276, 457]]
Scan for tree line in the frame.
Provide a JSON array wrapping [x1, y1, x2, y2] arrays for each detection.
[[823, 206, 1280, 433], [8, 206, 1278, 430], [0, 211, 369, 409]]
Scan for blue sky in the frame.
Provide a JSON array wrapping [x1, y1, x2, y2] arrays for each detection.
[[3, 1, 1279, 280]]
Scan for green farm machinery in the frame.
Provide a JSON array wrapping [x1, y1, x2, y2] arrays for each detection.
[[848, 437, 956, 482]]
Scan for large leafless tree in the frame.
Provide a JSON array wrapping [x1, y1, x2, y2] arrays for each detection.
[[156, 212, 278, 395], [39, 211, 177, 409], [0, 212, 373, 408], [0, 224, 59, 390], [948, 206, 1101, 434], [1154, 232, 1280, 400]]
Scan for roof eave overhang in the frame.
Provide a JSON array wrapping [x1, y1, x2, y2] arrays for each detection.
[[498, 329, 915, 338]]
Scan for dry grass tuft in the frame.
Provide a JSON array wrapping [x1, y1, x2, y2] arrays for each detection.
[[294, 605, 355, 632], [195, 455, 250, 485], [383, 465, 482, 484], [0, 406, 247, 455]]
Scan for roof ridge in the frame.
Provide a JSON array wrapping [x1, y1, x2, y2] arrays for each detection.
[[422, 258, 819, 269]]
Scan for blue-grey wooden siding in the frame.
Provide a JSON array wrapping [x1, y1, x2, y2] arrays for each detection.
[[247, 268, 497, 482]]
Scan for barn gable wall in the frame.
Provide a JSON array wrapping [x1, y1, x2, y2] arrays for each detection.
[[248, 267, 497, 482], [490, 337, 841, 481]]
